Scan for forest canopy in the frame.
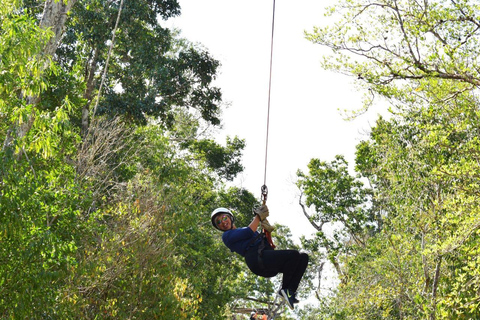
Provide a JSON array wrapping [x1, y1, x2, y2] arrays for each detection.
[[2, 0, 480, 319], [297, 0, 480, 319], [0, 0, 307, 318]]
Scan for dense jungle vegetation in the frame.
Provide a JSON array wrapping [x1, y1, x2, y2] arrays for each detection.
[[1, 0, 480, 319]]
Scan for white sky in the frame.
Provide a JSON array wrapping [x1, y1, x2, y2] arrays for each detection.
[[166, 0, 383, 240], [165, 0, 389, 309]]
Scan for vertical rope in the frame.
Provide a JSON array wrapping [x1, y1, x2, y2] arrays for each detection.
[[91, 0, 125, 119], [263, 0, 276, 190]]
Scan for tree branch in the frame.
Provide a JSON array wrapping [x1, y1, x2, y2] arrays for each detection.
[[299, 193, 323, 231]]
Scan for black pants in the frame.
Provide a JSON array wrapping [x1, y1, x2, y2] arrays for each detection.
[[245, 245, 309, 293]]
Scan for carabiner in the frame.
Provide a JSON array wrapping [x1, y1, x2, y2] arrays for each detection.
[[261, 184, 268, 204]]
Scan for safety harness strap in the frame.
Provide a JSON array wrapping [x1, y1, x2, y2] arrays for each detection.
[[243, 231, 268, 270], [243, 232, 264, 256], [257, 232, 266, 269]]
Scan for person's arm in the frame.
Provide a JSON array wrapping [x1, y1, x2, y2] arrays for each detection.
[[248, 214, 261, 232]]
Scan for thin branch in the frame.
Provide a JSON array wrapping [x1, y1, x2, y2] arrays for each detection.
[[299, 193, 323, 231]]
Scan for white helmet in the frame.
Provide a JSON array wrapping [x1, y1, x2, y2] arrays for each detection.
[[211, 207, 234, 231]]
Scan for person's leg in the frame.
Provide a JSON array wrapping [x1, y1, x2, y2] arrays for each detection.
[[245, 247, 278, 277], [261, 250, 309, 292], [288, 252, 309, 292]]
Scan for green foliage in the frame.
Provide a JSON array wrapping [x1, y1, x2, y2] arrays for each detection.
[[189, 136, 245, 181], [0, 1, 308, 319], [0, 3, 56, 148], [0, 11, 52, 99], [0, 149, 95, 318], [0, 4, 89, 316], [297, 156, 372, 232], [307, 0, 480, 116], [303, 96, 480, 319], [52, 0, 222, 130], [296, 155, 374, 278], [304, 1, 480, 319]]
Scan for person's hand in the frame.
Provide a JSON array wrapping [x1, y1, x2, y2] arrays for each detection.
[[261, 218, 275, 232], [254, 204, 269, 221]]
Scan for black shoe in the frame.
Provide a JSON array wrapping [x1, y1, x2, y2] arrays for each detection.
[[279, 289, 296, 310], [293, 294, 299, 304], [277, 289, 299, 304]]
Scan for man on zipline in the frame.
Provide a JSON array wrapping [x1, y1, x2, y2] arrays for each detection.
[[211, 205, 309, 310]]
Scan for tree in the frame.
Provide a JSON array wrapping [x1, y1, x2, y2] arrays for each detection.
[[299, 101, 480, 319], [2, 0, 77, 150], [51, 118, 249, 319], [296, 155, 374, 280], [0, 2, 91, 316], [306, 0, 480, 115], [1, 0, 312, 318], [50, 0, 222, 136], [303, 1, 480, 318], [0, 1, 230, 317]]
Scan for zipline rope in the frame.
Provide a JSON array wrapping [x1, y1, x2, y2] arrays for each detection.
[[262, 0, 276, 203]]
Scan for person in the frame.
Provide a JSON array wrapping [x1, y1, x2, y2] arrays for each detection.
[[210, 205, 309, 310], [259, 311, 267, 320], [249, 311, 257, 320]]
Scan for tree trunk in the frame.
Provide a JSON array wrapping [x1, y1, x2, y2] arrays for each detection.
[[2, 0, 78, 152], [40, 0, 77, 56], [429, 258, 442, 320]]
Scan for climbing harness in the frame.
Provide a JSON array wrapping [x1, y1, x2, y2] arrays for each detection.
[[243, 231, 268, 270], [257, 231, 267, 270]]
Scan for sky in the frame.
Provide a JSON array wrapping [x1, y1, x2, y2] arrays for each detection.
[[165, 1, 382, 241], [164, 0, 389, 305]]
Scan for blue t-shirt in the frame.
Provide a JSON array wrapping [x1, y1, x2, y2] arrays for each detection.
[[222, 227, 262, 257]]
